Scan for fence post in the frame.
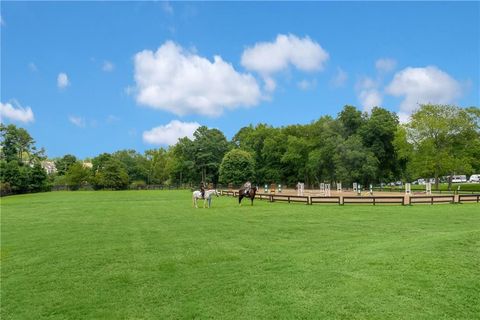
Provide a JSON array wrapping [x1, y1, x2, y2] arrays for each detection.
[[373, 197, 376, 206]]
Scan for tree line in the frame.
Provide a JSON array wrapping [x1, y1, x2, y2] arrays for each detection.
[[1, 104, 479, 195]]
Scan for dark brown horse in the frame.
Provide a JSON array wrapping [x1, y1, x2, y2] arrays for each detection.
[[239, 186, 257, 206]]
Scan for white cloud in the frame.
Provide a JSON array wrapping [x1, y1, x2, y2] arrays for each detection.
[[133, 41, 261, 116], [69, 116, 85, 128], [241, 34, 329, 76], [28, 62, 38, 72], [263, 76, 276, 92], [143, 120, 200, 145], [57, 72, 70, 89], [359, 90, 383, 112], [0, 101, 35, 123], [375, 58, 397, 73], [330, 68, 348, 87], [386, 66, 462, 117], [356, 77, 383, 112], [102, 61, 115, 72], [297, 79, 317, 91]]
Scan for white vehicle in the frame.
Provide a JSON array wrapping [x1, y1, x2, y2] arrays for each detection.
[[468, 174, 480, 183], [451, 175, 467, 183]]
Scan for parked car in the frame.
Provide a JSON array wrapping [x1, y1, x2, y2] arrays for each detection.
[[468, 174, 480, 183], [451, 175, 467, 183]]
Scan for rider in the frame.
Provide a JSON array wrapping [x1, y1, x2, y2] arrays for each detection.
[[200, 182, 205, 199], [243, 181, 251, 195]]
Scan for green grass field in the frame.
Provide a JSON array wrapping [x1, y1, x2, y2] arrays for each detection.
[[1, 191, 479, 319]]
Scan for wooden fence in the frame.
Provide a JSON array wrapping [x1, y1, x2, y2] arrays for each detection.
[[342, 196, 405, 205], [458, 194, 480, 203], [220, 190, 480, 206], [409, 195, 455, 205]]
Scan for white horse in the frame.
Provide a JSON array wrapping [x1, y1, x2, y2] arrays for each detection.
[[192, 189, 220, 208]]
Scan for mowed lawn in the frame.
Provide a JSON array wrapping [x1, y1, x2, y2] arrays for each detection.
[[1, 191, 479, 319]]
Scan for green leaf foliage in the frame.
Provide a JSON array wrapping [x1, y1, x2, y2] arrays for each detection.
[[219, 149, 255, 186]]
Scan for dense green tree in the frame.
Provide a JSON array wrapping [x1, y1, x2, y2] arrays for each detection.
[[112, 149, 148, 183], [29, 163, 49, 192], [0, 160, 29, 193], [167, 137, 196, 186], [406, 104, 480, 189], [261, 131, 287, 183], [338, 105, 364, 137], [193, 126, 230, 184], [359, 107, 400, 182], [219, 149, 255, 186], [281, 136, 311, 185], [55, 154, 77, 176], [91, 159, 129, 190], [65, 162, 91, 190], [0, 124, 40, 163], [0, 124, 48, 194], [91, 153, 114, 172], [144, 148, 169, 184], [333, 135, 378, 186], [392, 125, 414, 181]]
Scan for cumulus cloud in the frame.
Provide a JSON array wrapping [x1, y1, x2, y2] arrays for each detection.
[[375, 58, 397, 73], [102, 61, 115, 72], [241, 34, 329, 75], [69, 116, 85, 128], [133, 41, 261, 116], [386, 66, 462, 118], [330, 68, 348, 87], [0, 101, 35, 123], [359, 90, 383, 113], [57, 72, 70, 89], [356, 77, 383, 112], [143, 120, 200, 145]]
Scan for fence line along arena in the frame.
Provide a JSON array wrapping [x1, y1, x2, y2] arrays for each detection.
[[219, 182, 480, 205]]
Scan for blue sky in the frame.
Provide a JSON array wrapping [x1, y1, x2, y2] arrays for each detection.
[[1, 1, 479, 159]]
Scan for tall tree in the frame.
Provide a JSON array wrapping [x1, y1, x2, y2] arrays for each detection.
[[338, 105, 364, 138], [65, 162, 91, 190], [55, 154, 77, 176], [144, 148, 169, 184], [193, 126, 230, 184], [333, 135, 378, 186], [359, 107, 400, 182], [406, 104, 480, 189], [219, 149, 255, 186], [112, 149, 148, 183]]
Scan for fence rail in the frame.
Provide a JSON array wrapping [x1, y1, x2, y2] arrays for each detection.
[[343, 196, 405, 205], [310, 196, 341, 205], [269, 194, 309, 204], [458, 194, 480, 203], [219, 190, 480, 206], [409, 195, 455, 204]]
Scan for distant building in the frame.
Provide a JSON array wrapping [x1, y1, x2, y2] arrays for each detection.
[[41, 161, 57, 174], [82, 161, 93, 169]]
